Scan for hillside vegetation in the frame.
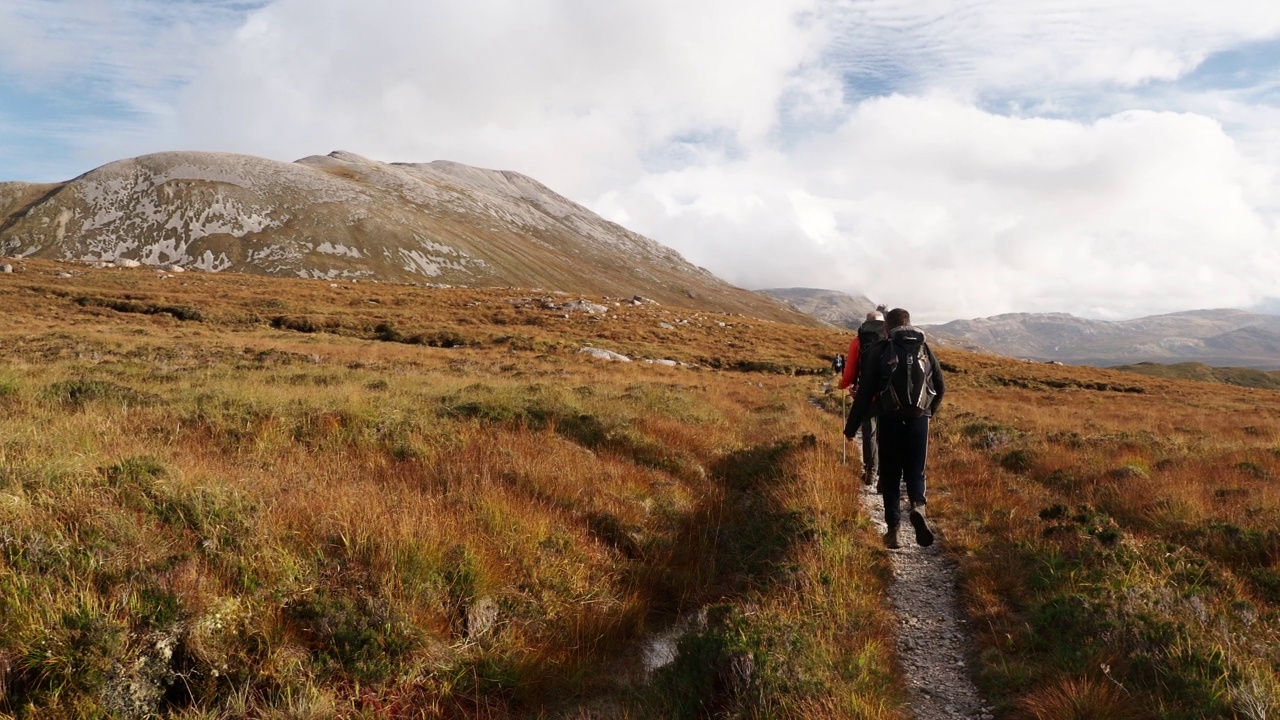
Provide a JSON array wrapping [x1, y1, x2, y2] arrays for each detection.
[[1113, 361, 1280, 390], [1, 259, 1278, 719]]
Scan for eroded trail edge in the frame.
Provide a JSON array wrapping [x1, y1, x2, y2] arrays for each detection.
[[858, 484, 994, 719]]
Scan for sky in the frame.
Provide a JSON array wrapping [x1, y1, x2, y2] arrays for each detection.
[[3, 1, 1280, 323]]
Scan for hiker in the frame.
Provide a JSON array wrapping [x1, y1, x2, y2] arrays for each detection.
[[831, 353, 845, 375], [844, 307, 945, 549], [838, 308, 888, 487]]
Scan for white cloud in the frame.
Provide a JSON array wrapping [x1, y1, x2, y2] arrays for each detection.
[[0, 1, 91, 81], [1, 1, 256, 90], [0, 0, 262, 177], [823, 1, 1280, 95], [606, 97, 1280, 322], [177, 0, 823, 194]]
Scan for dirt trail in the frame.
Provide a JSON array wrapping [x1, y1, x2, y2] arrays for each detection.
[[859, 482, 993, 719], [819, 387, 992, 717]]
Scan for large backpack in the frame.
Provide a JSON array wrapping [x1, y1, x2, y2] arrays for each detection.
[[855, 319, 887, 384], [876, 328, 937, 419]]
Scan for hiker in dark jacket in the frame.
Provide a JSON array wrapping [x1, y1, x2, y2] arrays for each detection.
[[844, 307, 945, 549], [839, 308, 888, 486]]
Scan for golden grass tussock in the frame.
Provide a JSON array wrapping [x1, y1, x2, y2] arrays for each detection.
[[1012, 674, 1148, 720], [3, 258, 1280, 718]]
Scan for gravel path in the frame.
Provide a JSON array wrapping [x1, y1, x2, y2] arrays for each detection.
[[859, 483, 994, 719]]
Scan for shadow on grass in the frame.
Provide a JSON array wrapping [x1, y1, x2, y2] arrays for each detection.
[[631, 435, 820, 718], [693, 435, 818, 594], [427, 390, 822, 715], [443, 431, 819, 717]]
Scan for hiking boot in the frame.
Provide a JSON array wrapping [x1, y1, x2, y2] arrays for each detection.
[[883, 524, 901, 549], [862, 469, 875, 487], [909, 503, 934, 547]]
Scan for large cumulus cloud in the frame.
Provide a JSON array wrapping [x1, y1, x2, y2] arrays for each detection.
[[614, 96, 1280, 321], [176, 0, 825, 193]]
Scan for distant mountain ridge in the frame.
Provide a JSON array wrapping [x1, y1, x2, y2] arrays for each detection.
[[923, 308, 1280, 369], [0, 150, 811, 323], [758, 288, 878, 328], [755, 286, 1280, 369]]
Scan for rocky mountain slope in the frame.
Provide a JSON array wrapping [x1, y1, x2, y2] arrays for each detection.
[[924, 309, 1280, 369], [0, 150, 810, 323], [758, 287, 877, 328]]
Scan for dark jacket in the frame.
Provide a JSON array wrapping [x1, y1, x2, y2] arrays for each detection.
[[844, 325, 945, 437], [839, 318, 888, 392]]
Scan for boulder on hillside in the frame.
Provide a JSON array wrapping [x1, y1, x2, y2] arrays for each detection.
[[579, 347, 630, 362]]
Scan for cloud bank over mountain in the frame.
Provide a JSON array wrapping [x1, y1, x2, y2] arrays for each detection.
[[4, 1, 1280, 322]]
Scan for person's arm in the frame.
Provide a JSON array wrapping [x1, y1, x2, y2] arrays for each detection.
[[927, 344, 945, 414], [839, 337, 860, 390], [844, 345, 878, 437]]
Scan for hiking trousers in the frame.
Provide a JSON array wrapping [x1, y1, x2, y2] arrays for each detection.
[[877, 415, 930, 529], [859, 416, 878, 479]]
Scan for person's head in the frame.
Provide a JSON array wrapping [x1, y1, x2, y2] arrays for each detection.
[[886, 308, 911, 330], [866, 310, 883, 322]]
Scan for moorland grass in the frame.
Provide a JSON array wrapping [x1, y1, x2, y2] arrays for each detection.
[[937, 380, 1280, 719], [2, 259, 1279, 718], [0, 262, 904, 719]]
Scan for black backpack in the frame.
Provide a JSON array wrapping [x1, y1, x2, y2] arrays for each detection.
[[875, 328, 937, 419], [855, 319, 887, 383]]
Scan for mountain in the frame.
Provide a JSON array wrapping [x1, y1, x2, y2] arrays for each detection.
[[924, 308, 1280, 369], [758, 287, 878, 328], [0, 150, 811, 324]]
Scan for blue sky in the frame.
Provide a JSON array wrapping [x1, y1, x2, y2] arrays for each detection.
[[3, 0, 1280, 322]]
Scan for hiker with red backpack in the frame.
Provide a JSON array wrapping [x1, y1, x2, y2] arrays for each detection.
[[839, 307, 889, 487], [844, 307, 945, 549]]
